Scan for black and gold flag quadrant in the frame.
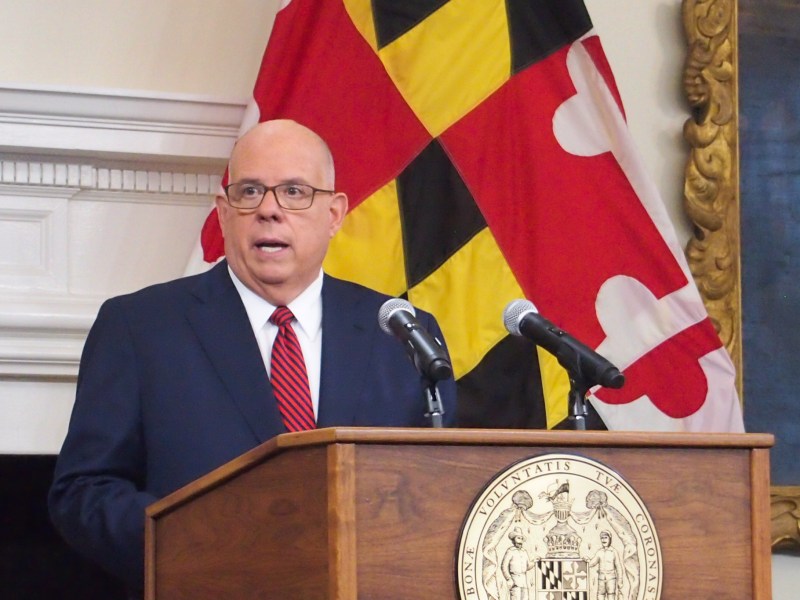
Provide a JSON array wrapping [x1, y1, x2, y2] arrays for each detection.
[[323, 121, 555, 427], [396, 140, 485, 290]]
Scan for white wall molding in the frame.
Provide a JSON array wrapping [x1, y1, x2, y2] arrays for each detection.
[[0, 84, 247, 164], [0, 294, 99, 378], [0, 185, 94, 378], [1, 159, 223, 196], [0, 84, 228, 388], [0, 190, 71, 291]]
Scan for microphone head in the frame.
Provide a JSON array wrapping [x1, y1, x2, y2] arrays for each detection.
[[378, 298, 415, 334], [503, 299, 538, 336]]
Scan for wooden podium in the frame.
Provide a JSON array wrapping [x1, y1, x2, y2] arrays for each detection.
[[145, 428, 773, 599]]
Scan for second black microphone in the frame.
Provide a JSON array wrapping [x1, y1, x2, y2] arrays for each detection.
[[378, 298, 453, 382]]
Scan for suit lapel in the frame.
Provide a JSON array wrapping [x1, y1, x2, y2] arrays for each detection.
[[186, 262, 285, 443], [317, 276, 373, 427]]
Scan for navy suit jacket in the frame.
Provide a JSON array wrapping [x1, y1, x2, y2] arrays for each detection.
[[48, 261, 456, 591]]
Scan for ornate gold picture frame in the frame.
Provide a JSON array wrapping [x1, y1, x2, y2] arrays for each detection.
[[682, 0, 800, 552]]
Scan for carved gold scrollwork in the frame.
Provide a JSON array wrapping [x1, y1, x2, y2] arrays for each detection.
[[682, 0, 800, 552], [682, 0, 740, 377], [772, 487, 800, 553]]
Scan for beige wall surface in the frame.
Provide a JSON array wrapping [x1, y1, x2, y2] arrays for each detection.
[[0, 0, 280, 98]]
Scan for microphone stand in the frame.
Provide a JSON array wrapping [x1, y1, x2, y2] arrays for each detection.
[[560, 373, 591, 431], [423, 379, 445, 428], [552, 343, 609, 431]]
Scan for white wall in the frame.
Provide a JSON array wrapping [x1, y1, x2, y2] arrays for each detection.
[[1, 0, 794, 594], [0, 0, 275, 454], [0, 0, 279, 98]]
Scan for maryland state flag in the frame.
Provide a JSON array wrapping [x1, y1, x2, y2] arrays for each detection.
[[195, 0, 744, 432]]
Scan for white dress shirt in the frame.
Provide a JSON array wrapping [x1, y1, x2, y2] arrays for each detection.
[[228, 266, 323, 418]]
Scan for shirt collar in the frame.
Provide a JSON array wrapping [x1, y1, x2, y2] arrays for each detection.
[[228, 266, 323, 340]]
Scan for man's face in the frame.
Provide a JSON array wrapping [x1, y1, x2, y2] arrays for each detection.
[[600, 534, 610, 547], [216, 122, 347, 305], [512, 535, 524, 548]]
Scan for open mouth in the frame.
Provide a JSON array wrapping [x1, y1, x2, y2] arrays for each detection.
[[255, 240, 288, 254]]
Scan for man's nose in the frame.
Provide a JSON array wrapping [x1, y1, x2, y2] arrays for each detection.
[[256, 188, 283, 217]]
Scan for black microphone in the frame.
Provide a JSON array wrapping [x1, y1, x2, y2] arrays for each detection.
[[503, 299, 624, 389], [378, 299, 453, 382]]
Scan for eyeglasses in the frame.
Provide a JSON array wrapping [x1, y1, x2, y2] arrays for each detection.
[[223, 182, 336, 211]]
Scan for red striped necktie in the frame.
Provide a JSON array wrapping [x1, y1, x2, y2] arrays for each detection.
[[269, 306, 316, 432]]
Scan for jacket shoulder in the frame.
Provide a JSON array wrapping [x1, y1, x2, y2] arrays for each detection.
[[103, 262, 228, 310]]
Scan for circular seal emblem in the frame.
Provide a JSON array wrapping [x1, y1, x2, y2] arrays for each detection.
[[456, 453, 663, 600]]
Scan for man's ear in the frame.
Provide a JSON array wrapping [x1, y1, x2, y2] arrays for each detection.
[[214, 193, 229, 227], [328, 192, 349, 236]]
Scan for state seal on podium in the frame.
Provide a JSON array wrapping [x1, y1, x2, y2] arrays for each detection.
[[456, 454, 663, 600]]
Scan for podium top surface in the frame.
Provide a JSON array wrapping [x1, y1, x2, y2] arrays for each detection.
[[272, 426, 773, 450], [146, 427, 772, 519]]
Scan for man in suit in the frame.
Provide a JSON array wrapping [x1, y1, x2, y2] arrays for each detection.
[[48, 119, 457, 594]]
